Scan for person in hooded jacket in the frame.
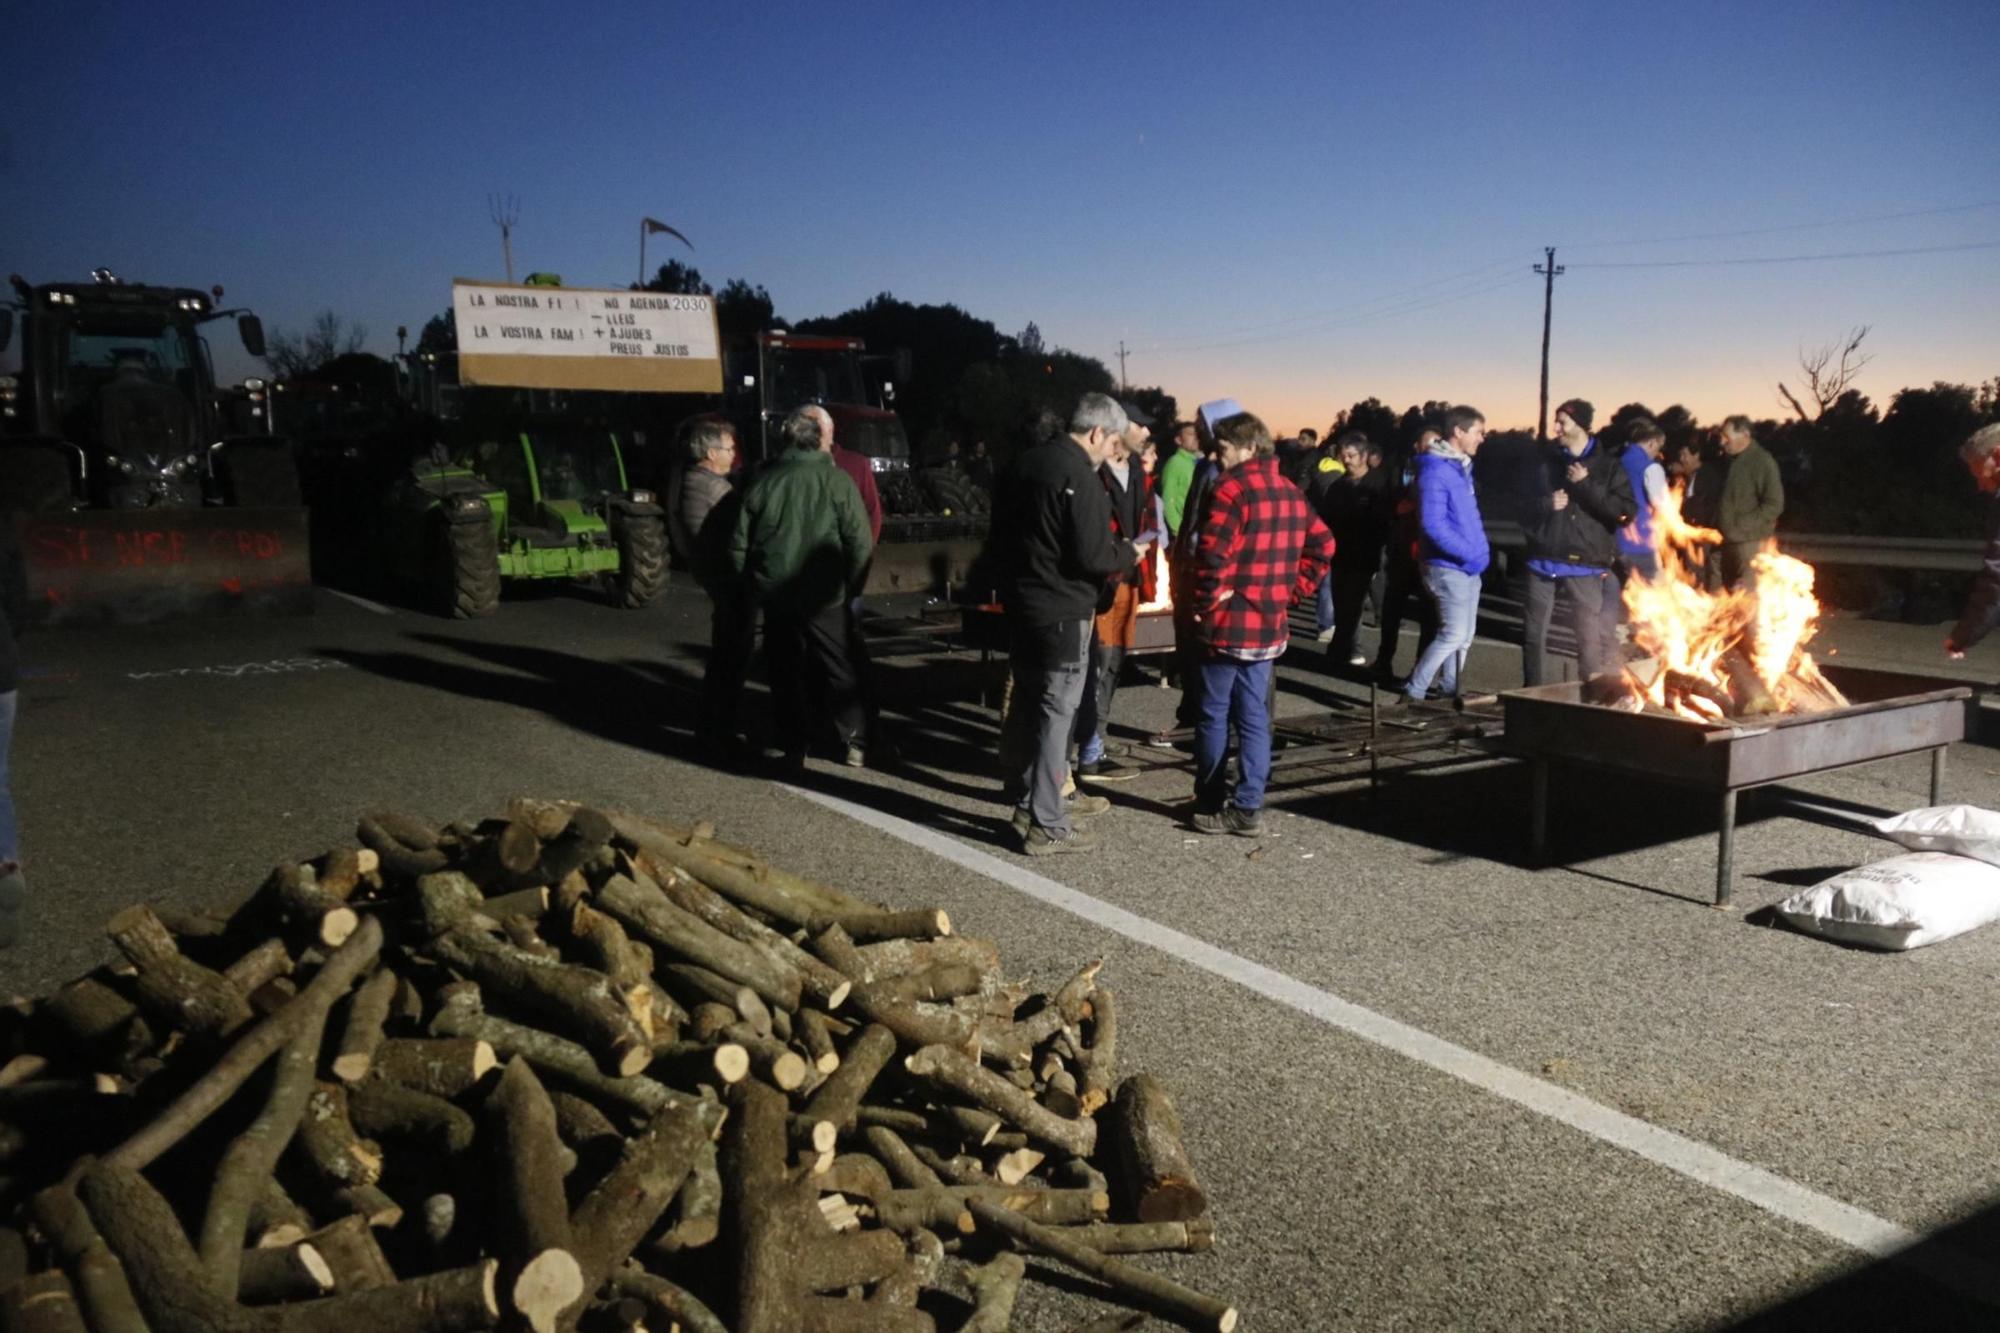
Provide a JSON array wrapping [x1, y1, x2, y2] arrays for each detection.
[[1521, 398, 1634, 687], [1615, 417, 1670, 582], [1401, 407, 1490, 704]]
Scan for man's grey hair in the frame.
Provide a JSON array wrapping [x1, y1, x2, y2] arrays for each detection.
[[781, 405, 829, 452], [684, 417, 735, 462], [1963, 422, 2000, 461], [1069, 393, 1128, 438]]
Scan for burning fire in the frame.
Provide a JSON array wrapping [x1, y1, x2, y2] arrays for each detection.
[[1619, 486, 1847, 720], [1137, 539, 1173, 613]]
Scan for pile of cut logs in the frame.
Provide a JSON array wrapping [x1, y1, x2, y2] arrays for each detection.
[[0, 801, 1236, 1333]]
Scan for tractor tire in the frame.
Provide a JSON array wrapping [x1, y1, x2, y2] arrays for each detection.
[[434, 517, 500, 619], [613, 515, 669, 608]]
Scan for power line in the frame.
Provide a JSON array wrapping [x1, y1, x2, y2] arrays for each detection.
[[1566, 238, 2000, 270], [1559, 198, 2000, 252]]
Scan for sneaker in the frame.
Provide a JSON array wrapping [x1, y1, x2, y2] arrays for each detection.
[[1144, 730, 1180, 750], [1347, 653, 1369, 667], [1021, 824, 1099, 856], [1314, 627, 1336, 644], [1192, 806, 1263, 837], [843, 742, 867, 769], [1077, 756, 1140, 783], [1067, 793, 1112, 817], [0, 869, 22, 950]]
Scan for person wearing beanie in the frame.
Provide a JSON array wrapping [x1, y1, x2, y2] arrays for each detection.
[[1521, 398, 1634, 687]]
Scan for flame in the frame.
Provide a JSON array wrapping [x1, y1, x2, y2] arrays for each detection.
[[1619, 485, 1844, 719], [1137, 539, 1172, 612]]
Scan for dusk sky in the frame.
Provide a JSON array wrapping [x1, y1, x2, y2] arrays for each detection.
[[7, 0, 1996, 432]]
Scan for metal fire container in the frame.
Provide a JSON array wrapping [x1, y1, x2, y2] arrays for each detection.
[[1499, 665, 1974, 906]]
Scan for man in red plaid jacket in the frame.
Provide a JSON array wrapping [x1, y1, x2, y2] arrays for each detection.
[[1189, 411, 1334, 834]]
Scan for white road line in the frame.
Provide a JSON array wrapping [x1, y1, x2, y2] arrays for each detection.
[[787, 783, 2000, 1303], [326, 589, 396, 616]]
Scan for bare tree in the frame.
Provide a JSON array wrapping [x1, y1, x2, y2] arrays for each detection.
[[264, 310, 369, 380], [1778, 325, 1872, 420]]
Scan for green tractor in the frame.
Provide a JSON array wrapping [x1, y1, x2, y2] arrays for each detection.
[[382, 411, 668, 618]]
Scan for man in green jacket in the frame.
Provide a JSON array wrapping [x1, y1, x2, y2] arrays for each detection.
[[1715, 414, 1783, 587], [730, 405, 875, 769]]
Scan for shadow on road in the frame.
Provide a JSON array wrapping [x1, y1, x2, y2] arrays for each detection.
[[1720, 1192, 2000, 1330]]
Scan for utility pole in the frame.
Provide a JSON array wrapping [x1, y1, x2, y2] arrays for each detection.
[[1116, 341, 1129, 395], [489, 194, 520, 284], [1534, 246, 1564, 441]]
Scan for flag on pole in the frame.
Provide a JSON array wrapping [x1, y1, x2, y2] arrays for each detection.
[[642, 217, 693, 251]]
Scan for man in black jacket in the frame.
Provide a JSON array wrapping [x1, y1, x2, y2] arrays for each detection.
[[1522, 399, 1635, 686], [1321, 440, 1391, 669], [993, 393, 1149, 854]]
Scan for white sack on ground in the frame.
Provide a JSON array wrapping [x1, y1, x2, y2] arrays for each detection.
[[1776, 852, 2000, 950], [1872, 804, 2000, 867]]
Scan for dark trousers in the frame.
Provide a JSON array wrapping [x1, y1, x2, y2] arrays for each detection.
[[1376, 556, 1437, 673], [1720, 541, 1760, 589], [764, 601, 865, 753], [1522, 570, 1621, 686], [1328, 563, 1376, 662], [1073, 636, 1125, 762], [1171, 600, 1206, 727], [699, 593, 755, 745]]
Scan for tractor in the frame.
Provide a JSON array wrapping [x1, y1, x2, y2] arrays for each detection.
[[0, 270, 309, 622]]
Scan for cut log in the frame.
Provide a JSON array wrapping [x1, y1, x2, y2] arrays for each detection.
[[105, 916, 383, 1171], [594, 874, 805, 1013], [993, 1147, 1046, 1186], [867, 963, 985, 1005], [604, 1263, 729, 1333], [277, 1262, 500, 1333], [650, 1041, 750, 1089], [348, 1079, 477, 1156], [263, 864, 360, 951], [200, 1020, 325, 1295], [369, 1037, 497, 1099], [356, 813, 449, 879], [864, 1125, 943, 1189], [222, 939, 295, 997], [871, 1187, 1107, 1234], [30, 1180, 148, 1333], [1108, 1073, 1207, 1223], [329, 1184, 404, 1230], [811, 927, 976, 1049], [660, 965, 770, 1037], [1076, 985, 1119, 1115], [45, 975, 151, 1071], [815, 907, 951, 943], [79, 1163, 264, 1333], [1720, 649, 1779, 717], [0, 1269, 86, 1333], [105, 905, 255, 1041], [650, 865, 852, 1010], [650, 1136, 723, 1253], [428, 991, 681, 1118], [330, 966, 399, 1083], [247, 1181, 312, 1249], [795, 1008, 841, 1073], [965, 1198, 1238, 1332], [849, 937, 1001, 986], [566, 1097, 714, 1313], [424, 925, 652, 1078], [908, 1144, 992, 1187], [903, 1045, 1096, 1157], [292, 1082, 383, 1189], [1057, 1217, 1217, 1254], [961, 1251, 1025, 1333], [481, 1059, 582, 1333], [798, 1023, 896, 1139], [236, 1243, 335, 1304]]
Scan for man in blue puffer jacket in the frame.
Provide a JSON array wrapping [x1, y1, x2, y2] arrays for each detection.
[[1402, 405, 1490, 703]]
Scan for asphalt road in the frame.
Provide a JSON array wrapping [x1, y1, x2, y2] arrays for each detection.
[[5, 577, 2000, 1331]]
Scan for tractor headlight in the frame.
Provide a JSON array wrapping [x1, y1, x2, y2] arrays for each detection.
[[628, 489, 655, 505]]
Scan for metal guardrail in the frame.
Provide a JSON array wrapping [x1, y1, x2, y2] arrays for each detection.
[[1482, 521, 1984, 573]]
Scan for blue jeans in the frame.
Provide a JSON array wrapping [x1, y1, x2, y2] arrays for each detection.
[[0, 691, 16, 866], [1404, 565, 1480, 700], [1314, 572, 1334, 633], [1194, 657, 1274, 813]]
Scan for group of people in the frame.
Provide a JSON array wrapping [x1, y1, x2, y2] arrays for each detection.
[[663, 384, 2000, 864]]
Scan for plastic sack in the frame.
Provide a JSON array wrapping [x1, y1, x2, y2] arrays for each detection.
[[1776, 852, 2000, 950], [1872, 804, 2000, 867]]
